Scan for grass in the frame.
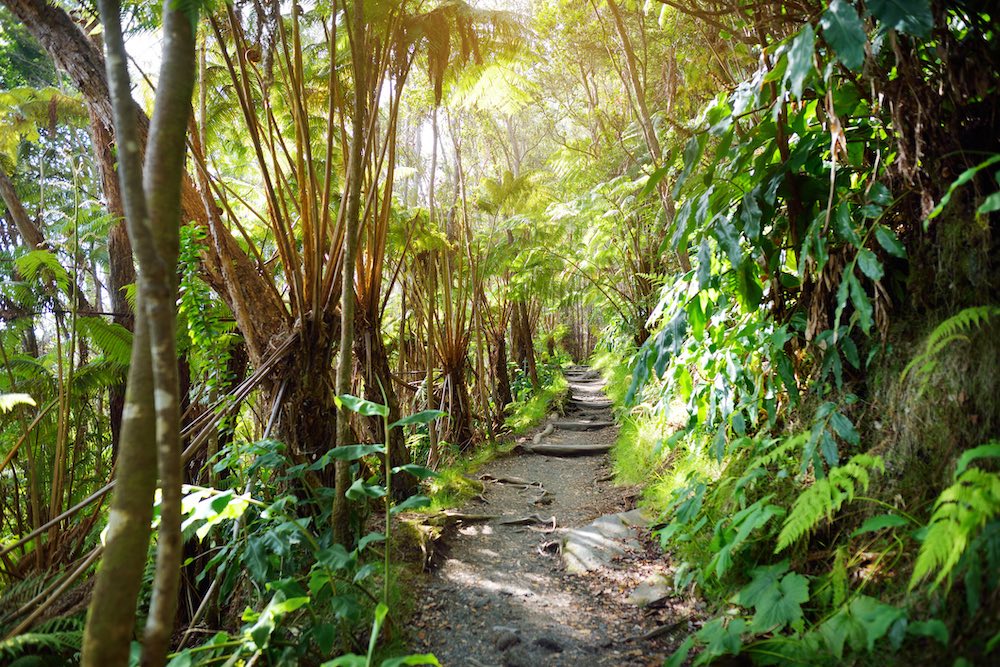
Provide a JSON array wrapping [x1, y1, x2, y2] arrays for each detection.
[[592, 348, 720, 512], [504, 372, 568, 434]]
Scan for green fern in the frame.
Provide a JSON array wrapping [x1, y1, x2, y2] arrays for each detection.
[[776, 454, 884, 552], [12, 249, 69, 291], [75, 317, 133, 367], [910, 446, 1000, 591], [71, 359, 127, 395], [0, 612, 83, 662], [902, 306, 1000, 391]]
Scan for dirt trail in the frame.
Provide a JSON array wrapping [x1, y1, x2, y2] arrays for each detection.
[[409, 367, 680, 666]]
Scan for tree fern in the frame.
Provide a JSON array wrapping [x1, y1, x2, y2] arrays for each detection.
[[910, 447, 1000, 590], [776, 454, 884, 552]]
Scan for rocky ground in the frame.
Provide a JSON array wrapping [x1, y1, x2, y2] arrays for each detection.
[[407, 367, 699, 666]]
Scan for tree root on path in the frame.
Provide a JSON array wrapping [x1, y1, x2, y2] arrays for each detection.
[[624, 617, 687, 642], [479, 474, 542, 488]]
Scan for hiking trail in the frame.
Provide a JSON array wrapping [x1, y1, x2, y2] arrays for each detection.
[[408, 367, 694, 666]]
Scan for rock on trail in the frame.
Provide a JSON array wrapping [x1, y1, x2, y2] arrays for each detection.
[[408, 366, 687, 666]]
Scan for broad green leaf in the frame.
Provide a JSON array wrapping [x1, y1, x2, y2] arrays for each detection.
[[849, 596, 905, 651], [317, 544, 356, 570], [776, 353, 800, 404], [696, 238, 712, 290], [739, 190, 762, 241], [346, 478, 386, 500], [389, 410, 446, 429], [978, 190, 1000, 214], [640, 164, 671, 198], [907, 619, 948, 645], [390, 494, 432, 515], [821, 0, 868, 70], [335, 394, 389, 417], [847, 272, 873, 333], [829, 410, 860, 446], [322, 656, 365, 667], [750, 572, 809, 632], [327, 444, 386, 461], [733, 561, 789, 608], [834, 203, 861, 245], [869, 0, 933, 37], [736, 261, 763, 311], [713, 217, 742, 268], [784, 25, 816, 100], [665, 636, 695, 667], [358, 531, 386, 551], [313, 622, 336, 655], [392, 463, 439, 479], [874, 225, 906, 258], [696, 617, 746, 660], [856, 249, 884, 281], [851, 513, 911, 537], [381, 656, 441, 667], [673, 135, 705, 197]]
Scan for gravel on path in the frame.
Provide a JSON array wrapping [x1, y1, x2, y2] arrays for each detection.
[[408, 367, 694, 666]]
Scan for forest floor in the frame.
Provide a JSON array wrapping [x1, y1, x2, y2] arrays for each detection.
[[407, 368, 696, 666]]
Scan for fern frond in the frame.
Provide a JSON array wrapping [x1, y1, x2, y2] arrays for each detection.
[[902, 306, 1000, 384], [75, 317, 133, 367], [911, 467, 1000, 590], [0, 629, 83, 660], [72, 359, 127, 395], [776, 454, 884, 552], [13, 249, 69, 290]]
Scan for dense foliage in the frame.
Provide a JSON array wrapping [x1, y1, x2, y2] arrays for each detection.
[[0, 0, 997, 665]]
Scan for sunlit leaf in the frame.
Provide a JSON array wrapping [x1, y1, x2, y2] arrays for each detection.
[[335, 394, 389, 417]]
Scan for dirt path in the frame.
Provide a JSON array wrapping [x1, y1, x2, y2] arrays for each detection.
[[408, 367, 681, 666]]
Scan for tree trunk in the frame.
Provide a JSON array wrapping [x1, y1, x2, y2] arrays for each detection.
[[490, 333, 513, 428], [332, 0, 366, 547], [82, 306, 156, 667], [442, 362, 474, 451], [83, 0, 196, 663], [513, 300, 539, 390]]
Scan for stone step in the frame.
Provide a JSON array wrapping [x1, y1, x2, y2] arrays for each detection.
[[552, 419, 615, 431], [567, 398, 613, 409], [527, 442, 614, 456]]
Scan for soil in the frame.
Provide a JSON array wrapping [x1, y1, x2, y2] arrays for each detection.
[[407, 368, 696, 666]]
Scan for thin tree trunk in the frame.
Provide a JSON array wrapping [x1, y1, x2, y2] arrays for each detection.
[[332, 0, 366, 546], [84, 0, 196, 664], [603, 0, 690, 272], [82, 307, 155, 667]]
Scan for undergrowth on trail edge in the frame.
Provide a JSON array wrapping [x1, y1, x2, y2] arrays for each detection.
[[589, 3, 1000, 663]]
